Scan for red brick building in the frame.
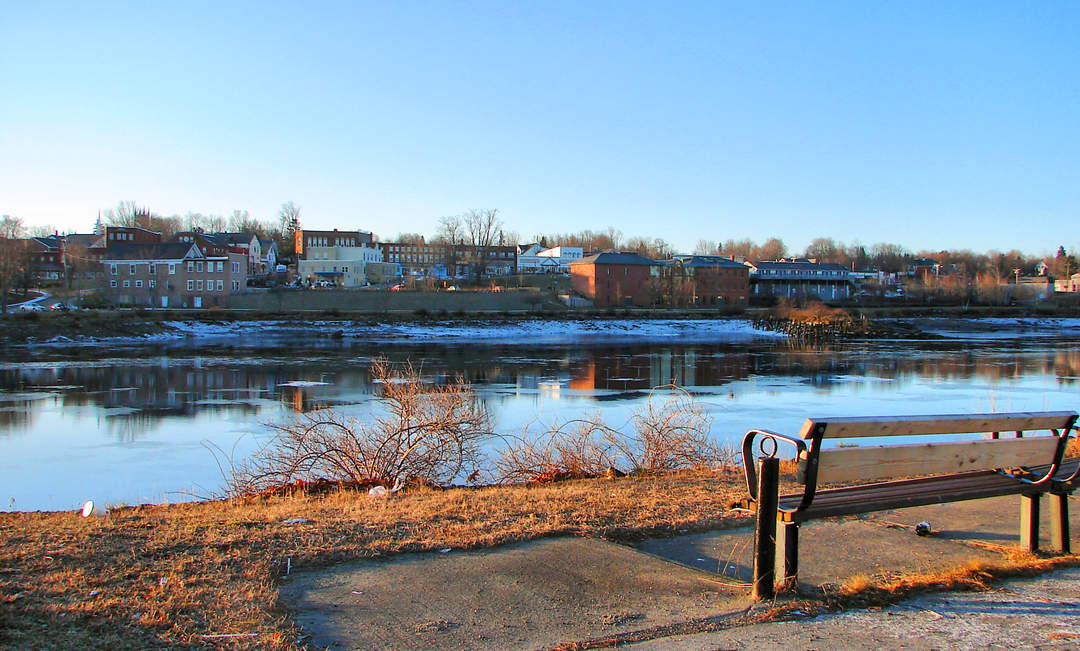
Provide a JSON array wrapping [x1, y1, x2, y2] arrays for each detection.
[[659, 255, 749, 306], [570, 252, 659, 307]]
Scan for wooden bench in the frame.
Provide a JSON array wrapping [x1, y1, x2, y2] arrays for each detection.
[[739, 411, 1078, 598]]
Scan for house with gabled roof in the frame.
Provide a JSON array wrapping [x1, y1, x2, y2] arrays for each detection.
[[214, 232, 261, 274], [99, 241, 247, 308]]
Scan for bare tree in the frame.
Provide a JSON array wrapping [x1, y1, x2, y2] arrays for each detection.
[[804, 237, 839, 262], [205, 214, 228, 233], [0, 215, 26, 239], [396, 232, 426, 244], [0, 238, 31, 313], [720, 238, 754, 259], [228, 209, 263, 233], [500, 229, 520, 247], [103, 201, 143, 227], [28, 224, 57, 238], [694, 239, 718, 255], [278, 201, 301, 238], [870, 242, 910, 273], [463, 209, 502, 247], [434, 214, 464, 245], [753, 237, 787, 261]]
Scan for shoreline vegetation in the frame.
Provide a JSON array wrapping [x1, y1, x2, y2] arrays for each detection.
[[4, 306, 1080, 648]]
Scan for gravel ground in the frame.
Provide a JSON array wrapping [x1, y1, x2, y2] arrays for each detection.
[[629, 567, 1080, 650]]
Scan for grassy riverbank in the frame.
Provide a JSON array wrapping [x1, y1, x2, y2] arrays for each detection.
[[0, 470, 747, 650], [6, 465, 1080, 649]]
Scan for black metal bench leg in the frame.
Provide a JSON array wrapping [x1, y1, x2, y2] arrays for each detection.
[[752, 457, 780, 600], [1050, 492, 1070, 554], [776, 521, 799, 588], [1020, 494, 1040, 553]]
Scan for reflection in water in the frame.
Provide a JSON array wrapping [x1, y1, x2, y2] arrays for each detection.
[[2, 340, 1079, 439], [1, 337, 1079, 510]]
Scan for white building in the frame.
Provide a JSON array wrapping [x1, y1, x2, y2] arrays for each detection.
[[297, 244, 383, 287], [537, 246, 583, 272], [517, 244, 583, 273]]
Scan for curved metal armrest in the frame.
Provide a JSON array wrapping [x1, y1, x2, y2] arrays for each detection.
[[741, 429, 806, 500], [1008, 427, 1077, 486], [1052, 427, 1080, 486]]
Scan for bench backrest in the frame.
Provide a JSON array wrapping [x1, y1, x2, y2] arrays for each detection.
[[797, 411, 1076, 485]]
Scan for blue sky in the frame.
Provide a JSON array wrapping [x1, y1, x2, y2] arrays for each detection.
[[1, 1, 1077, 255]]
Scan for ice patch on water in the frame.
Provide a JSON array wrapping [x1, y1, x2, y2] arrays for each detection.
[[277, 381, 330, 387]]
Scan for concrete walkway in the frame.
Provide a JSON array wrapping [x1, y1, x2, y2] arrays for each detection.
[[280, 494, 1080, 650]]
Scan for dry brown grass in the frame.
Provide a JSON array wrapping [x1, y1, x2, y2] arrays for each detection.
[[0, 468, 747, 650]]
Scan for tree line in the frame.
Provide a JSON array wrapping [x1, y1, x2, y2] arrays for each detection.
[[4, 205, 1078, 280], [94, 200, 304, 254]]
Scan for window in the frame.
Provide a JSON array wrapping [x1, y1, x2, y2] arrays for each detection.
[[216, 280, 223, 291], [186, 280, 194, 291], [196, 261, 204, 272], [110, 280, 118, 288], [196, 280, 204, 291], [187, 262, 194, 272], [231, 262, 240, 273], [135, 280, 143, 288], [342, 266, 349, 273], [232, 281, 239, 291], [122, 280, 130, 288], [110, 264, 118, 275], [129, 264, 136, 274], [149, 279, 156, 288], [148, 263, 156, 274], [216, 261, 223, 272], [169, 264, 176, 275]]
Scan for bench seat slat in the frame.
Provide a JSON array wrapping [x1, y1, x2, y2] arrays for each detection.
[[777, 470, 1032, 522], [798, 411, 1076, 439], [807, 437, 1059, 484]]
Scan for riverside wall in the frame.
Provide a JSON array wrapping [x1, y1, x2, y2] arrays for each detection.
[[229, 289, 553, 313]]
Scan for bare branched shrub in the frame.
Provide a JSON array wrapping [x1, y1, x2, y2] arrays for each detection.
[[229, 360, 491, 496], [610, 385, 720, 473], [495, 385, 722, 483], [494, 414, 620, 483]]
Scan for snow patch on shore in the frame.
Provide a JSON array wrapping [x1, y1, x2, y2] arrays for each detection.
[[38, 318, 785, 347], [915, 318, 1080, 340]]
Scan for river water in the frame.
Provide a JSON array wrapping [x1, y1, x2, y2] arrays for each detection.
[[2, 318, 1079, 511]]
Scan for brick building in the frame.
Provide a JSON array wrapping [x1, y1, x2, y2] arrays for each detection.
[[659, 255, 749, 306], [570, 251, 659, 307], [377, 242, 517, 278], [100, 242, 247, 308]]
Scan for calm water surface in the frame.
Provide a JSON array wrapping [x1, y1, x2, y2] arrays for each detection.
[[3, 327, 1079, 511]]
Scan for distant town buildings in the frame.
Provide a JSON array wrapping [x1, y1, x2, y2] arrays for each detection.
[[10, 210, 1080, 309]]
